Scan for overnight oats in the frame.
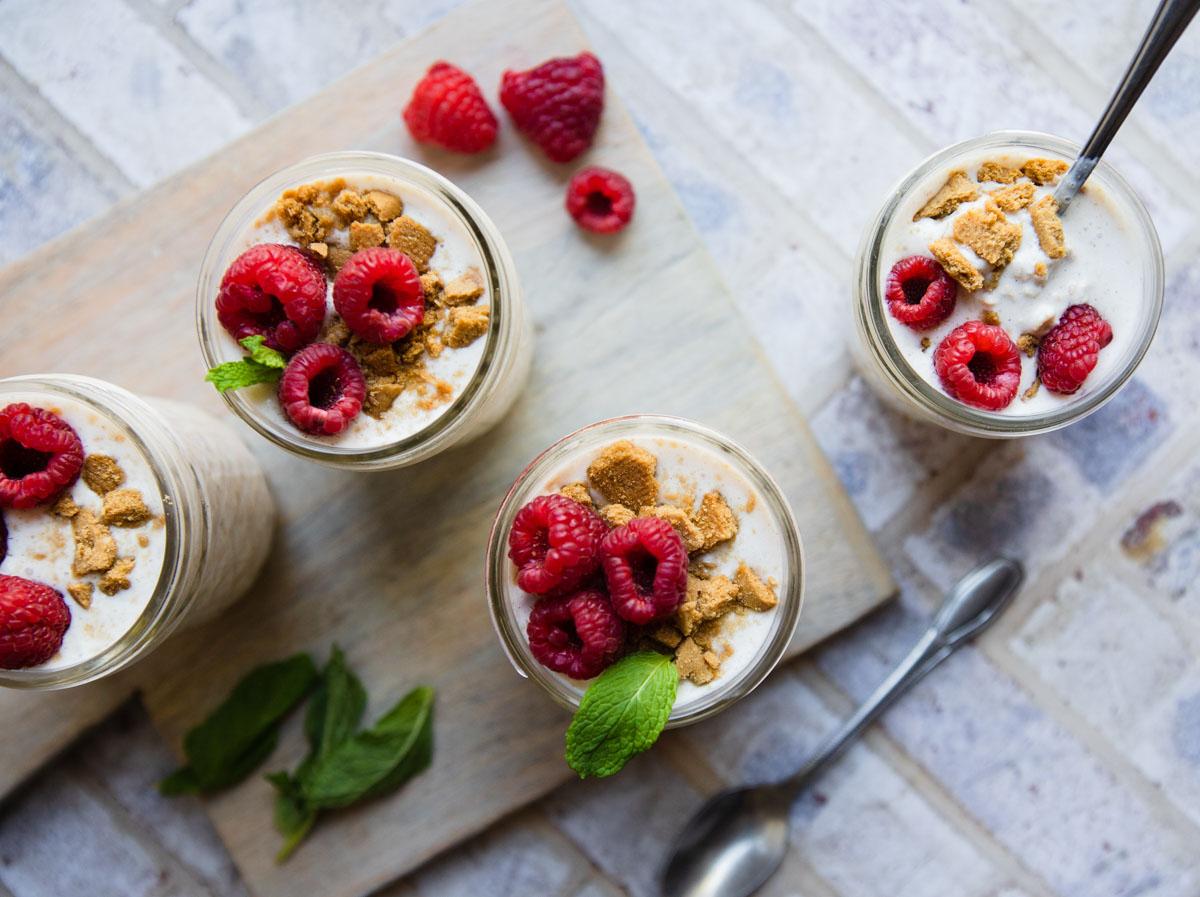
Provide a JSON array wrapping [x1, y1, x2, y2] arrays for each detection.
[[853, 131, 1163, 437], [197, 152, 531, 470], [0, 376, 274, 688], [487, 416, 804, 728]]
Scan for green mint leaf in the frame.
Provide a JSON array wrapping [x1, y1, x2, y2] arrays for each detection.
[[565, 652, 677, 778], [302, 686, 435, 809], [266, 771, 317, 863], [239, 335, 287, 369], [204, 358, 282, 393], [159, 653, 318, 795]]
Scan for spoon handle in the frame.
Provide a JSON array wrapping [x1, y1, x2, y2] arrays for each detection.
[[777, 558, 1024, 804], [1055, 0, 1200, 212]]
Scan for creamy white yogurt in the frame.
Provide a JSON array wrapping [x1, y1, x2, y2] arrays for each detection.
[[881, 148, 1143, 415]]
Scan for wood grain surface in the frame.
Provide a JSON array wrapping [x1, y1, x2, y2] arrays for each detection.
[[0, 0, 893, 893]]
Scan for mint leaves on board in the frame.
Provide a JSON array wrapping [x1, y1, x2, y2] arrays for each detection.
[[204, 335, 287, 393], [565, 651, 677, 779], [158, 653, 318, 796], [268, 648, 435, 861]]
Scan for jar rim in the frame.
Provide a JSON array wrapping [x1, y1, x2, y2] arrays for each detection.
[[485, 414, 805, 728]]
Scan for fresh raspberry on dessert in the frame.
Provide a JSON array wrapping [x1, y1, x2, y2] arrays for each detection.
[[933, 321, 1022, 411], [403, 61, 499, 154], [566, 167, 635, 234], [499, 52, 604, 163], [216, 244, 327, 354], [333, 248, 425, 344], [0, 574, 70, 669], [278, 344, 367, 436], [508, 494, 608, 594], [1038, 303, 1114, 395], [600, 517, 688, 625], [526, 589, 625, 680], [0, 404, 85, 509], [885, 256, 957, 330]]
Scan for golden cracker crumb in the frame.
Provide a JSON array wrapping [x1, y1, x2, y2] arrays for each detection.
[[598, 504, 636, 528], [558, 482, 594, 508], [325, 245, 355, 275], [320, 316, 352, 347], [587, 441, 659, 509], [331, 189, 369, 222], [100, 489, 152, 528], [364, 190, 404, 222], [981, 308, 1001, 326], [1023, 378, 1041, 401], [929, 239, 984, 291], [734, 563, 778, 611], [1029, 195, 1066, 259], [309, 241, 329, 258], [82, 455, 125, 495], [349, 220, 386, 251], [1017, 333, 1040, 357], [921, 337, 931, 351], [67, 582, 93, 610], [913, 170, 979, 220], [137, 533, 150, 548], [649, 625, 683, 649], [72, 510, 117, 576], [52, 494, 80, 519], [1034, 261, 1047, 278], [98, 557, 136, 596], [444, 306, 490, 348], [989, 182, 1037, 212], [691, 491, 738, 552], [1022, 158, 1069, 186], [639, 504, 705, 553], [675, 637, 716, 685], [443, 272, 484, 306], [363, 382, 405, 419], [386, 215, 438, 272], [976, 161, 1023, 184], [952, 203, 1022, 269]]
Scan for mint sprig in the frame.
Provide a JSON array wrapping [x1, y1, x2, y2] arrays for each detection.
[[565, 652, 677, 778], [205, 335, 287, 393]]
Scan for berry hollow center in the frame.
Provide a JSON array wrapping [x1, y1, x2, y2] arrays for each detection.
[[967, 351, 999, 385], [369, 282, 399, 316], [902, 277, 931, 305], [628, 547, 658, 595], [586, 190, 614, 218], [307, 368, 344, 410], [0, 439, 53, 479], [552, 618, 582, 651]]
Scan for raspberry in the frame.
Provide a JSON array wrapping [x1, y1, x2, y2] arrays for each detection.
[[0, 574, 70, 669], [566, 167, 635, 234], [215, 243, 327, 354], [1038, 304, 1114, 395], [499, 52, 604, 163], [278, 343, 366, 436], [403, 61, 498, 154], [933, 321, 1022, 411], [526, 589, 626, 680], [333, 248, 425, 344], [0, 404, 84, 509], [508, 494, 608, 595], [600, 517, 688, 625], [885, 256, 957, 330], [0, 512, 6, 566]]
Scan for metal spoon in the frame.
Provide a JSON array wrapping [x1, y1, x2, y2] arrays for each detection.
[[660, 557, 1024, 897], [1054, 0, 1199, 213]]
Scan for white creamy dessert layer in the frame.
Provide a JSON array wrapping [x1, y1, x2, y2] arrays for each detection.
[[881, 148, 1143, 415], [226, 172, 490, 448], [508, 434, 785, 712], [1, 393, 166, 670]]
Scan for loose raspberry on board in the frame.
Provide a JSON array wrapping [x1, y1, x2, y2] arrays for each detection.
[[566, 167, 635, 234], [403, 61, 499, 154], [499, 52, 604, 163]]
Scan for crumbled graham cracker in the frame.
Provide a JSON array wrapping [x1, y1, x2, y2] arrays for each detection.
[[101, 489, 151, 527], [349, 220, 386, 251], [599, 504, 636, 528], [921, 337, 931, 351], [981, 308, 1001, 326], [1023, 378, 1041, 402], [414, 374, 454, 412], [67, 582, 93, 610], [387, 216, 438, 271], [1022, 158, 1068, 186], [1034, 261, 1047, 278], [72, 510, 117, 576], [976, 161, 1023, 184], [913, 170, 979, 220], [359, 345, 400, 378], [99, 557, 136, 596], [52, 494, 79, 519], [952, 202, 1022, 269], [425, 333, 444, 358], [363, 383, 406, 419], [365, 190, 404, 223], [676, 637, 716, 685], [1017, 333, 1040, 357], [444, 272, 484, 306], [649, 625, 683, 649], [587, 441, 659, 509], [734, 563, 778, 611], [137, 533, 150, 548], [332, 189, 369, 222], [691, 491, 738, 553], [309, 241, 329, 258], [559, 482, 594, 508], [444, 306, 489, 348], [82, 455, 125, 495], [420, 272, 444, 304], [639, 505, 704, 553], [676, 574, 738, 636], [929, 239, 983, 291], [326, 245, 355, 275], [320, 316, 352, 347], [989, 182, 1037, 212], [1029, 195, 1066, 259]]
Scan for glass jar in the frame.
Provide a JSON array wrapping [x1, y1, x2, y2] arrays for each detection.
[[196, 151, 532, 470], [486, 415, 805, 727], [0, 375, 275, 689], [852, 130, 1163, 437]]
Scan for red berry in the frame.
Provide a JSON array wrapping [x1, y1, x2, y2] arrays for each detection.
[[508, 494, 608, 595], [933, 321, 1022, 411], [600, 517, 688, 625], [526, 589, 625, 680], [278, 344, 366, 436], [0, 512, 7, 566], [1038, 303, 1114, 395], [403, 61, 498, 154], [885, 256, 957, 330], [499, 52, 605, 163], [0, 574, 70, 669], [216, 244, 327, 354], [333, 248, 425, 344], [566, 167, 635, 234], [0, 405, 84, 509]]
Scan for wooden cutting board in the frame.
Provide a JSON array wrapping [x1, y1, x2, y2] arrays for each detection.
[[0, 0, 894, 893]]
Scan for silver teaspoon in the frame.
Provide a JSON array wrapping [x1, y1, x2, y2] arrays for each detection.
[[1054, 0, 1199, 213], [660, 557, 1024, 897]]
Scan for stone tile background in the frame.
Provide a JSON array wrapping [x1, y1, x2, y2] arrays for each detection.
[[2, 0, 1200, 894]]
